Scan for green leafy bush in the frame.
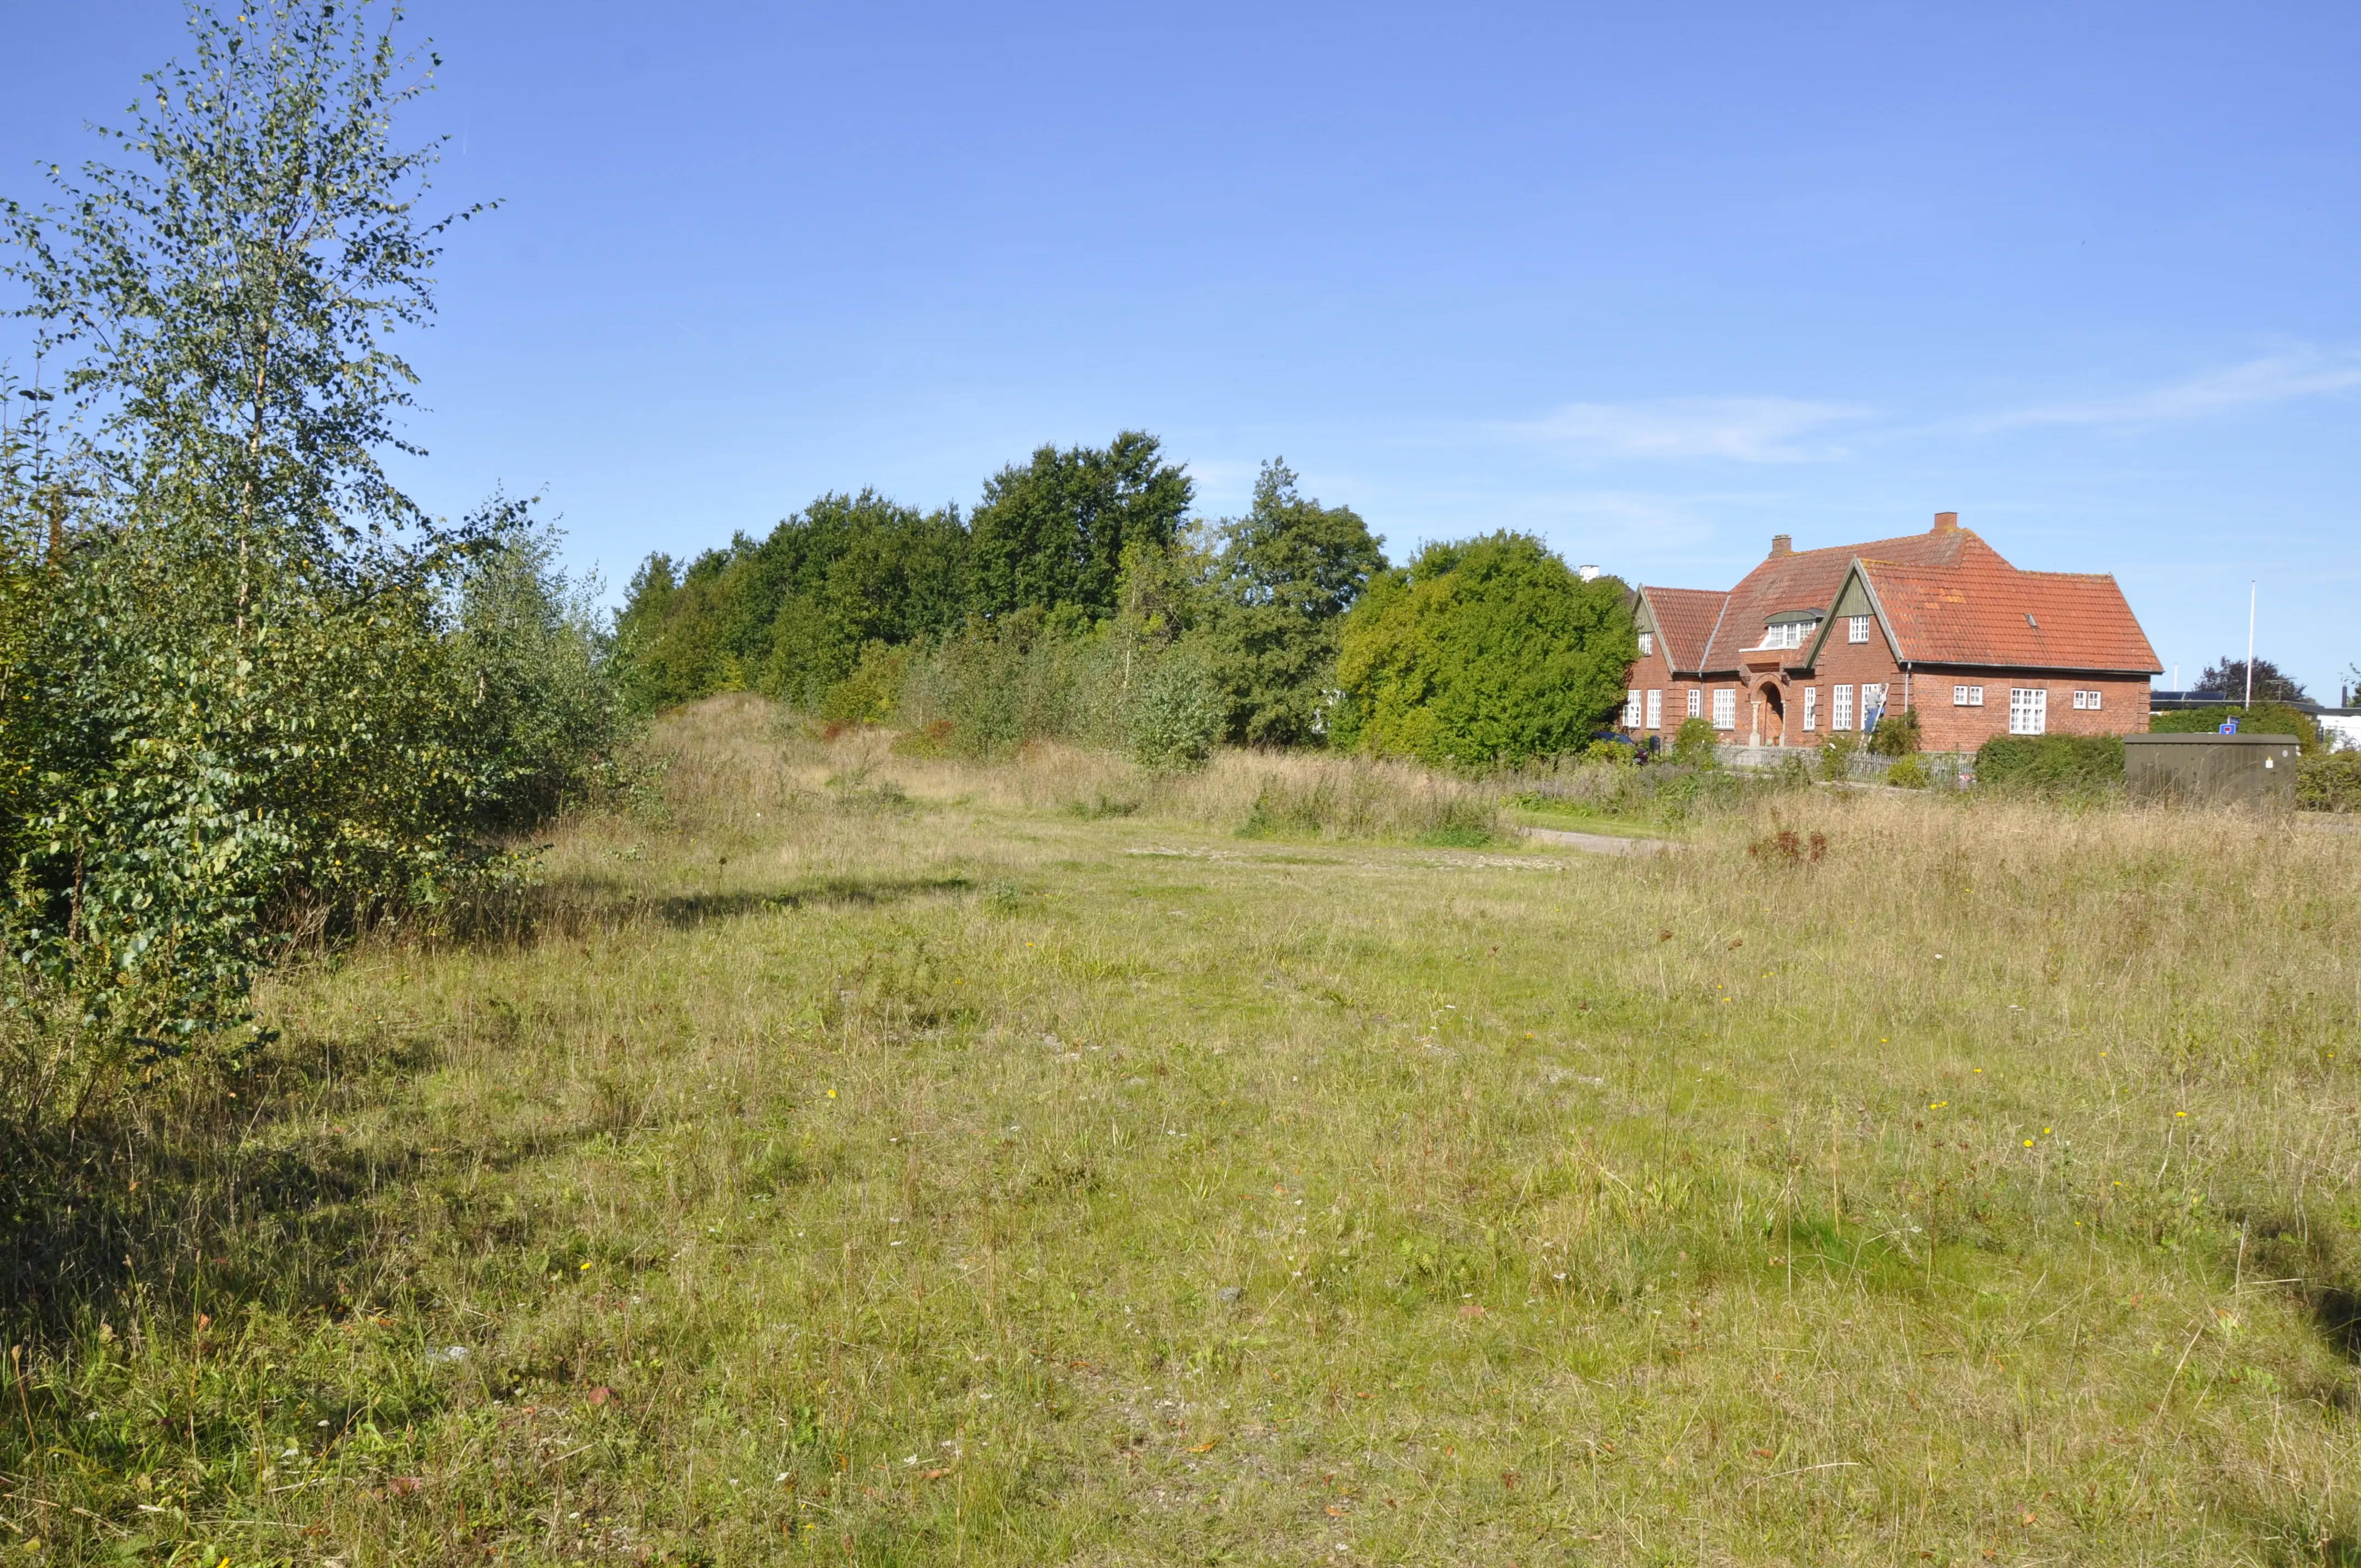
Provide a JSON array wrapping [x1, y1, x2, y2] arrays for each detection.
[[2297, 752, 2361, 813], [1974, 734, 2125, 796], [1867, 704, 1922, 756], [2147, 704, 2322, 755], [1671, 716, 1718, 767], [1331, 533, 1634, 767], [818, 641, 912, 726], [452, 515, 631, 828], [1885, 754, 1930, 789], [0, 4, 625, 1125], [1127, 652, 1225, 771], [1819, 731, 1861, 782]]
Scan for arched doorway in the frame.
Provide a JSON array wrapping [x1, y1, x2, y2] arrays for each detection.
[[1758, 683, 1786, 747]]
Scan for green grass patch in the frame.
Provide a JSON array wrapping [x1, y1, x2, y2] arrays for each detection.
[[7, 711, 2359, 1564]]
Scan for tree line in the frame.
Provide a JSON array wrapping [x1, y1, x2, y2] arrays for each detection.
[[612, 444, 1635, 766]]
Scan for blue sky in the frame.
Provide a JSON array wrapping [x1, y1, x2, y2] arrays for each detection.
[[5, 2, 2359, 695]]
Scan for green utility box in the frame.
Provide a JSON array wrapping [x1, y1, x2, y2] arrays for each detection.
[[2122, 732, 2299, 809]]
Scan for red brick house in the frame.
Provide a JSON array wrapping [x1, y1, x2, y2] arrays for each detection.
[[1624, 513, 2161, 753]]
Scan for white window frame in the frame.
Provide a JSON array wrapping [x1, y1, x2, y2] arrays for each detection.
[[1687, 689, 1702, 719], [1848, 614, 1872, 644], [1803, 687, 1818, 731], [1638, 631, 1653, 656], [2071, 688, 2103, 711], [1712, 688, 1736, 731], [1646, 689, 1663, 729], [1624, 688, 1643, 728], [1954, 684, 1984, 706], [1831, 684, 1853, 731], [2009, 687, 2048, 736]]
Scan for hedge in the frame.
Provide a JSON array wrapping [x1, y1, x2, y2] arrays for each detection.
[[2146, 703, 2322, 754], [1974, 734, 2124, 795], [2298, 752, 2361, 813]]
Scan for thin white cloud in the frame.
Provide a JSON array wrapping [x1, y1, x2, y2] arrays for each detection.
[[1967, 349, 2361, 433], [1512, 396, 1868, 464]]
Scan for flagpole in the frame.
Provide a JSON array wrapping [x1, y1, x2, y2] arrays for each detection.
[[2245, 581, 2256, 710]]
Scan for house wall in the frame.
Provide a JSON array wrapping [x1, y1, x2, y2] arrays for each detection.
[[1903, 669, 2151, 749], [1620, 643, 2151, 750]]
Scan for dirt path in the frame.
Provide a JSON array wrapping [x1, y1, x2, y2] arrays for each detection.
[[1516, 825, 1674, 856]]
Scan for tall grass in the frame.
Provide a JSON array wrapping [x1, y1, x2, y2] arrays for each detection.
[[4, 695, 2358, 1564]]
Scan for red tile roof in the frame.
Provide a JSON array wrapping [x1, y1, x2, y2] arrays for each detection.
[[1642, 521, 2160, 677], [1638, 586, 1728, 673], [1861, 559, 2159, 673]]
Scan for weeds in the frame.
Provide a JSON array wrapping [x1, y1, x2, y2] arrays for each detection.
[[6, 696, 2360, 1563]]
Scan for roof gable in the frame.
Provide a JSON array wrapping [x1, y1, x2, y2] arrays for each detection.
[[1702, 528, 1994, 669], [1635, 586, 1729, 674]]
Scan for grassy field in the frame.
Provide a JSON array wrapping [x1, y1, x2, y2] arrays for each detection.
[[6, 694, 2360, 1565]]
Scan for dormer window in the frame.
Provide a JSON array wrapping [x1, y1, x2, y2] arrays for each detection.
[[1754, 614, 1819, 650]]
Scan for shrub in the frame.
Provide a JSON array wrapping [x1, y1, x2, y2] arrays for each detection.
[[1670, 716, 1718, 767], [1127, 652, 1225, 771], [1332, 533, 1634, 766], [451, 518, 632, 829], [0, 8, 611, 1123], [1819, 731, 1861, 782], [2148, 703, 2323, 755], [1885, 754, 1931, 789], [896, 608, 1103, 756], [818, 641, 911, 725], [1867, 704, 1922, 756], [2298, 752, 2361, 813], [1974, 734, 2124, 796]]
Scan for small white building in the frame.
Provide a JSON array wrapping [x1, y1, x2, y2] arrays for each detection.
[[2315, 710, 2361, 752]]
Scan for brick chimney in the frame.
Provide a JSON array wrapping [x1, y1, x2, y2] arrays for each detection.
[[1770, 533, 1792, 556], [1932, 510, 1959, 533]]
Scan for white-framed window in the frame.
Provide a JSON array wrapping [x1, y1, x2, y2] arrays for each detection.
[[1756, 620, 1817, 650], [1803, 687, 1818, 731], [1861, 683, 1887, 727], [1638, 631, 1653, 656], [1712, 688, 1736, 730], [1953, 684, 1984, 706], [1687, 689, 1702, 719], [2009, 687, 2048, 735], [1832, 684, 1854, 731], [1624, 688, 1643, 728], [1848, 615, 1872, 644], [2072, 688, 2103, 710], [1646, 689, 1663, 729]]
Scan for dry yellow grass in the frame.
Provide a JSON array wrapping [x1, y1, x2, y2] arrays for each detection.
[[6, 694, 2359, 1565]]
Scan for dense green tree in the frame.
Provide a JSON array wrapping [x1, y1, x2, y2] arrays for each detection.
[[610, 492, 966, 713], [1332, 533, 1633, 767], [1200, 459, 1385, 746], [753, 492, 969, 703], [0, 3, 616, 1115], [968, 431, 1192, 620], [450, 507, 625, 827]]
